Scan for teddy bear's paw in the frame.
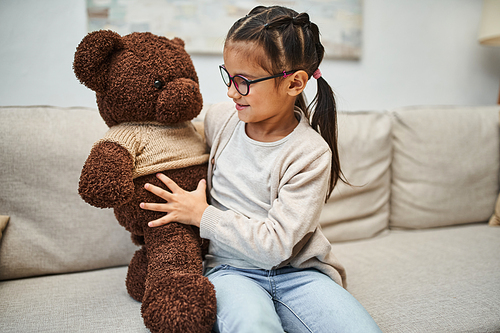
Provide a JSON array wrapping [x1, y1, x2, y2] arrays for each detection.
[[78, 141, 135, 208], [126, 246, 148, 302], [141, 274, 216, 333]]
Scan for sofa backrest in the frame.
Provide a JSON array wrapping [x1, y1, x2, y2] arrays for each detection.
[[0, 106, 137, 281], [319, 111, 392, 242], [320, 106, 500, 242], [1, 105, 498, 277], [390, 106, 500, 229]]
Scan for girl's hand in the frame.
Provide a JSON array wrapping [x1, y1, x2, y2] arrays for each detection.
[[140, 173, 209, 228]]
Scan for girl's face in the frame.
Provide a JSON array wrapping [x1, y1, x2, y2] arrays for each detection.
[[222, 41, 298, 139]]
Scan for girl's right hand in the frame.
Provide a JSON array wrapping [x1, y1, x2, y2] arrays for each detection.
[[139, 173, 209, 228]]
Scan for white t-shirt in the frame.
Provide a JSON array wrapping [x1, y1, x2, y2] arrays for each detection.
[[210, 121, 290, 221]]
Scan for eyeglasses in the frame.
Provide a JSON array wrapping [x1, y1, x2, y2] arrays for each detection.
[[219, 65, 297, 96]]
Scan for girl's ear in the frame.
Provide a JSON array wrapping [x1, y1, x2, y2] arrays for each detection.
[[286, 70, 308, 97]]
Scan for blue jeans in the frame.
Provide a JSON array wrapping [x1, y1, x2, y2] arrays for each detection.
[[205, 265, 381, 333]]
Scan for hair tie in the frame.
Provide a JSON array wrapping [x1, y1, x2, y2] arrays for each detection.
[[313, 68, 322, 79]]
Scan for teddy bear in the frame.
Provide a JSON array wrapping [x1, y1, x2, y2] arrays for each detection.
[[73, 30, 216, 333]]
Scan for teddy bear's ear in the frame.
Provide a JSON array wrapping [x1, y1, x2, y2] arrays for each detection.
[[171, 37, 186, 49], [73, 30, 124, 93]]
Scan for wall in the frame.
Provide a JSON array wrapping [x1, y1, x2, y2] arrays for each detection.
[[1, 0, 499, 111]]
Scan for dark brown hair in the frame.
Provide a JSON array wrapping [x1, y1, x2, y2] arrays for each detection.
[[225, 5, 346, 201]]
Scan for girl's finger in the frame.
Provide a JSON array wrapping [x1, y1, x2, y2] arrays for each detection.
[[144, 183, 172, 201], [147, 216, 172, 228], [140, 202, 170, 212], [196, 179, 207, 192], [156, 173, 182, 193]]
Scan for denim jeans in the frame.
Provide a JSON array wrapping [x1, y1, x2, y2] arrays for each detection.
[[205, 265, 381, 333]]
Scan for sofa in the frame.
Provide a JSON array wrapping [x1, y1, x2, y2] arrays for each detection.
[[0, 104, 499, 332]]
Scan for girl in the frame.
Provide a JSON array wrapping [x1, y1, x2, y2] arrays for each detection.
[[141, 5, 381, 333]]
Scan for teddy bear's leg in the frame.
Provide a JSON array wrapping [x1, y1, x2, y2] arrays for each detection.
[[114, 167, 215, 332], [126, 246, 148, 302], [131, 233, 145, 246], [141, 222, 217, 333]]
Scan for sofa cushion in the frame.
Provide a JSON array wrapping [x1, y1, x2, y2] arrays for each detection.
[[331, 223, 500, 332], [319, 111, 392, 242], [390, 106, 500, 229], [490, 109, 500, 226], [0, 266, 148, 332], [0, 106, 137, 280], [0, 216, 9, 239], [490, 194, 500, 226]]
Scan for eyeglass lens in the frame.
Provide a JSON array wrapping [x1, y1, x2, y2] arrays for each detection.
[[220, 66, 249, 96]]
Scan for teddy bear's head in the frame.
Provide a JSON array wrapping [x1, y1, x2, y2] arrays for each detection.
[[73, 30, 203, 127]]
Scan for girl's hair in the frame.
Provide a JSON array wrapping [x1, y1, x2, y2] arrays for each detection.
[[225, 5, 346, 202]]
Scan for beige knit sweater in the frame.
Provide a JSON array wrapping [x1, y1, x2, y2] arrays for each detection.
[[96, 121, 209, 178]]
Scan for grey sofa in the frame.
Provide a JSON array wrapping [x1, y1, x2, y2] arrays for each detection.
[[1, 104, 499, 332]]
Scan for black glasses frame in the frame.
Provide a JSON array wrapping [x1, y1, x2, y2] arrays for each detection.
[[219, 65, 297, 96]]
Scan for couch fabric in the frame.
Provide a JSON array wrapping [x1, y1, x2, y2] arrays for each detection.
[[0, 216, 9, 239], [331, 224, 500, 333], [0, 106, 137, 281], [390, 106, 499, 229], [489, 111, 500, 227], [319, 111, 392, 242], [0, 105, 499, 332], [491, 194, 500, 225]]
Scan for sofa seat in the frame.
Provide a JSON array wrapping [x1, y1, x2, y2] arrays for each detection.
[[0, 266, 147, 332], [331, 223, 500, 333], [1, 224, 497, 332]]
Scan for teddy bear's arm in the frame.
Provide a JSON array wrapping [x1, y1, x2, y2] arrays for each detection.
[[78, 141, 135, 208]]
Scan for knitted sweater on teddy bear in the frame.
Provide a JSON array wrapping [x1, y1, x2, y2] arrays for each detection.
[[95, 121, 209, 178]]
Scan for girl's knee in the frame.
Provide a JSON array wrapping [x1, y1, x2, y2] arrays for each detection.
[[214, 310, 283, 333], [208, 270, 284, 333], [214, 293, 284, 333]]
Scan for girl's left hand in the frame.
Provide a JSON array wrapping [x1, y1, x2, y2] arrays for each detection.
[[140, 173, 209, 228]]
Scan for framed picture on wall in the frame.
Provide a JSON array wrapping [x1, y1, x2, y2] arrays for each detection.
[[87, 0, 362, 60]]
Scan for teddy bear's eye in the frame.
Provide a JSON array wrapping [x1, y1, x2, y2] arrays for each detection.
[[153, 80, 164, 89]]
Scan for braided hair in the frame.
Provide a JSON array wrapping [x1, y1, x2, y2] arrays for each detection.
[[225, 5, 346, 201]]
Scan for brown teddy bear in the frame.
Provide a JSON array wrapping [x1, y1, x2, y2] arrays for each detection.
[[73, 30, 216, 333]]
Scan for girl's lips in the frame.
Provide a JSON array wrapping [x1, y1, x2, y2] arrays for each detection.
[[235, 103, 249, 111]]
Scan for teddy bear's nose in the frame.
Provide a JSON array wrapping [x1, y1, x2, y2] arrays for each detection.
[[153, 80, 164, 89]]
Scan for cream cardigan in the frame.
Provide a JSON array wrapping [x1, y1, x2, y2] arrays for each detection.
[[200, 102, 346, 287]]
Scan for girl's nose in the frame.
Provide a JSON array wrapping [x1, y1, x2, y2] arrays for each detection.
[[226, 83, 241, 99]]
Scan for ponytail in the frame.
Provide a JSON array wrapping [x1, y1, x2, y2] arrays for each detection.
[[308, 76, 346, 202]]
